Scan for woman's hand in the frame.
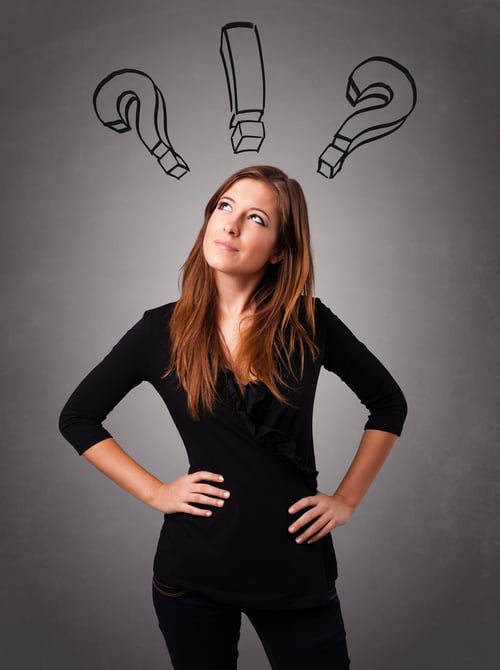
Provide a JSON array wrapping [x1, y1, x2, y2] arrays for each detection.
[[151, 471, 230, 516], [288, 492, 355, 544]]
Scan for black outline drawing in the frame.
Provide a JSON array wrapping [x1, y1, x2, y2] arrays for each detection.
[[220, 22, 266, 153], [318, 57, 417, 179], [93, 69, 189, 180]]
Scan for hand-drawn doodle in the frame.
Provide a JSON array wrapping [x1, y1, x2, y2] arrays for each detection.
[[93, 69, 189, 179], [220, 22, 266, 153], [318, 57, 417, 179]]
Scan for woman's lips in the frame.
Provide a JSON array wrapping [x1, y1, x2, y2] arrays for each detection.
[[214, 239, 238, 252]]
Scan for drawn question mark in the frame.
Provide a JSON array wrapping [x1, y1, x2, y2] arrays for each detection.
[[220, 22, 266, 153], [93, 69, 189, 179], [318, 57, 417, 179]]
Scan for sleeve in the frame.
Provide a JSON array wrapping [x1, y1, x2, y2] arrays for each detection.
[[58, 313, 153, 455], [317, 299, 408, 436]]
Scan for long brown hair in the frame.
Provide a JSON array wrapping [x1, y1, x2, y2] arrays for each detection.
[[168, 165, 317, 419]]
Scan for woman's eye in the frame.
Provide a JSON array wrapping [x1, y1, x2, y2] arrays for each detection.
[[218, 201, 232, 211], [250, 214, 266, 226]]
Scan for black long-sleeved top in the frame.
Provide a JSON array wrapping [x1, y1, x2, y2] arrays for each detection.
[[59, 298, 407, 610]]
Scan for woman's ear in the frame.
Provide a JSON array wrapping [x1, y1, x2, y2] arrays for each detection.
[[270, 250, 284, 265]]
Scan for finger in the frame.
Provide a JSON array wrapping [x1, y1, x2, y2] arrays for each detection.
[[288, 506, 319, 534], [189, 493, 226, 508], [195, 483, 231, 499], [305, 519, 336, 544], [288, 496, 315, 515], [182, 504, 214, 517], [296, 517, 334, 544], [191, 471, 225, 483]]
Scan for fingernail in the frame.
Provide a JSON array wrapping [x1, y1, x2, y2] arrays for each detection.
[[206, 511, 212, 516], [217, 500, 224, 507], [223, 491, 230, 498], [218, 475, 224, 482], [288, 507, 295, 514], [289, 525, 295, 533], [296, 537, 303, 544]]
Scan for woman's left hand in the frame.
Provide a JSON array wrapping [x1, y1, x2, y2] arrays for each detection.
[[288, 492, 355, 544]]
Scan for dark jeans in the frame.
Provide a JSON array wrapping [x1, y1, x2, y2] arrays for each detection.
[[152, 580, 350, 669]]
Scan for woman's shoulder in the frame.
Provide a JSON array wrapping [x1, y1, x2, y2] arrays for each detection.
[[312, 296, 357, 341], [141, 301, 177, 334], [312, 296, 336, 321], [143, 301, 177, 320]]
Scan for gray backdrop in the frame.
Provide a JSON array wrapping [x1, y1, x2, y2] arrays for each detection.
[[1, 0, 499, 668]]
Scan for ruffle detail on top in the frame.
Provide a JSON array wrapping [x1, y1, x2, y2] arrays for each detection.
[[222, 371, 318, 489]]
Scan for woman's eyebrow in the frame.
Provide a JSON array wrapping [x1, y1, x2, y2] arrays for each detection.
[[220, 195, 271, 222], [251, 207, 271, 222]]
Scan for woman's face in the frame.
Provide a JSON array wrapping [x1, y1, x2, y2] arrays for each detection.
[[203, 178, 282, 284]]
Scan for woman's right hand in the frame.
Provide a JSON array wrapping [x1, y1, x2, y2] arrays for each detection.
[[151, 471, 230, 516]]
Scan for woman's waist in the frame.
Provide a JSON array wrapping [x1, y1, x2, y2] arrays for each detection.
[[154, 510, 336, 606]]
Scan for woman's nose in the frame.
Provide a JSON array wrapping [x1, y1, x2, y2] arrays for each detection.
[[223, 217, 239, 236]]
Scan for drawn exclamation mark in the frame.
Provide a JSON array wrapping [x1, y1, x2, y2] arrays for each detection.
[[220, 22, 266, 153]]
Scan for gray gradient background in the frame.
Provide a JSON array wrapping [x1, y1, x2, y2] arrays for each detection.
[[1, 0, 499, 668]]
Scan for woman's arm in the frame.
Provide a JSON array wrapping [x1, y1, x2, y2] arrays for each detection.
[[83, 437, 230, 516], [288, 429, 398, 544], [59, 309, 230, 515], [289, 301, 408, 543]]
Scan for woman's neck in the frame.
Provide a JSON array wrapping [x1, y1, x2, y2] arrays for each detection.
[[213, 272, 261, 318], [213, 274, 260, 383]]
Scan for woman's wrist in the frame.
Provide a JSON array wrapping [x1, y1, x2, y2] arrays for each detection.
[[332, 490, 358, 511]]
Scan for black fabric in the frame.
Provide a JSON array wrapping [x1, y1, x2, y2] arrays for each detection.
[[59, 298, 407, 610], [152, 581, 350, 670]]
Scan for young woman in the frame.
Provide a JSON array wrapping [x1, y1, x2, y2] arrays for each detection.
[[59, 165, 407, 669]]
